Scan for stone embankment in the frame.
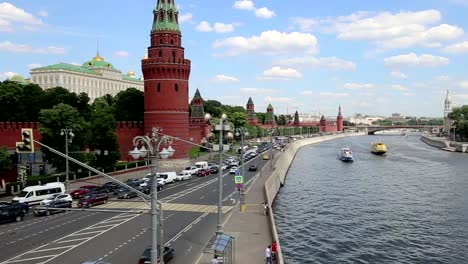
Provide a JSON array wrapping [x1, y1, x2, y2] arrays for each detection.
[[420, 135, 468, 153], [264, 132, 365, 263]]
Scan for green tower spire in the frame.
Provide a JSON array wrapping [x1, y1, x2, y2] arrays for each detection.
[[152, 0, 180, 32]]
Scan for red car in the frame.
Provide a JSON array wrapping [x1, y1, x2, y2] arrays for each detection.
[[77, 193, 108, 208], [196, 169, 211, 177], [70, 185, 99, 199]]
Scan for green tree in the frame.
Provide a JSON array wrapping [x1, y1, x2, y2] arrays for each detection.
[[39, 103, 89, 172], [230, 112, 248, 129], [89, 98, 120, 168], [256, 112, 266, 124], [113, 88, 144, 121], [0, 81, 23, 121], [0, 146, 14, 175], [277, 115, 287, 125], [204, 100, 223, 117], [19, 83, 45, 121], [448, 105, 468, 139]]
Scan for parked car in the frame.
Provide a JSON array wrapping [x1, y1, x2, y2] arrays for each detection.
[[117, 188, 138, 199], [248, 164, 258, 171], [34, 200, 72, 216], [70, 185, 99, 199], [209, 165, 220, 174], [138, 245, 175, 264], [126, 178, 141, 187], [175, 172, 192, 181], [229, 166, 238, 174], [77, 193, 108, 208], [262, 154, 270, 160], [181, 166, 199, 175], [0, 201, 29, 214], [99, 182, 120, 193], [156, 172, 177, 185], [0, 203, 25, 223], [40, 193, 72, 206], [220, 163, 228, 171], [12, 182, 65, 205], [196, 168, 211, 177], [138, 181, 163, 191]]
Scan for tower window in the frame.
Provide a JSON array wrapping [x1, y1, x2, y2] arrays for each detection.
[[159, 51, 163, 57], [175, 83, 179, 92], [170, 39, 174, 45], [160, 39, 163, 44], [172, 51, 176, 57], [157, 83, 161, 92]]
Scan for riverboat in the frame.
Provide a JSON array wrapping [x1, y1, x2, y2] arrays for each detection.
[[340, 147, 354, 162], [371, 142, 387, 155]]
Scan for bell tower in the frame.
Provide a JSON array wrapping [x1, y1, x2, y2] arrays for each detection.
[[142, 0, 191, 159], [337, 105, 343, 132]]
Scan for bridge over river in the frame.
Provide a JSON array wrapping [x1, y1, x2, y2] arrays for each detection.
[[344, 125, 442, 135]]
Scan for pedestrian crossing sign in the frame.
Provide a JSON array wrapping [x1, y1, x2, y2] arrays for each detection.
[[234, 175, 244, 184]]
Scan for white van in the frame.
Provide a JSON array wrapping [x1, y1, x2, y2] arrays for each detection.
[[12, 182, 65, 205], [194, 161, 209, 170], [156, 172, 177, 185]]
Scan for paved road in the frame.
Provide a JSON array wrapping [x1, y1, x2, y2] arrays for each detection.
[[0, 150, 278, 264]]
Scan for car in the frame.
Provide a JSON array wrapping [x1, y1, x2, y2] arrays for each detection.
[[126, 178, 141, 187], [248, 164, 258, 171], [181, 166, 199, 175], [40, 193, 72, 206], [77, 193, 108, 208], [0, 201, 29, 214], [70, 185, 99, 199], [220, 163, 228, 171], [175, 172, 192, 181], [209, 165, 219, 174], [138, 245, 175, 264], [196, 168, 211, 177], [0, 203, 25, 223], [262, 154, 270, 160], [34, 200, 72, 216], [229, 166, 238, 174], [99, 182, 120, 193], [137, 181, 163, 192], [117, 188, 138, 199]]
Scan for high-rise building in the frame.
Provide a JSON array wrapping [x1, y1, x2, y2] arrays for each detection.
[[142, 0, 191, 159], [30, 53, 143, 101]]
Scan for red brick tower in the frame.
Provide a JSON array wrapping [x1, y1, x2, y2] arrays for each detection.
[[246, 97, 259, 125], [319, 115, 326, 132], [337, 105, 344, 132], [293, 110, 300, 126], [142, 0, 191, 159]]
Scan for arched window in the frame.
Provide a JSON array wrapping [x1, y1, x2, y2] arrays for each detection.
[[160, 39, 163, 44], [157, 83, 161, 92], [175, 83, 179, 92]]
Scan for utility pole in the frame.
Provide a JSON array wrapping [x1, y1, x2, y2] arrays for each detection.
[[61, 128, 74, 191]]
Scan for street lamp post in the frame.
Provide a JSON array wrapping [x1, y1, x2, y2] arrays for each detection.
[[235, 127, 249, 211], [205, 113, 231, 234], [60, 128, 74, 191], [130, 127, 174, 264]]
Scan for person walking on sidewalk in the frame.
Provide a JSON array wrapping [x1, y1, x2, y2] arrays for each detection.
[[271, 241, 278, 263], [263, 202, 269, 216], [211, 255, 219, 264], [265, 245, 272, 264]]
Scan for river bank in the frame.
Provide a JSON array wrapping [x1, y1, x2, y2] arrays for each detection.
[[420, 134, 468, 153]]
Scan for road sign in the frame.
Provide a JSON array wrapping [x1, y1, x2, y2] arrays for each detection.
[[234, 175, 244, 184]]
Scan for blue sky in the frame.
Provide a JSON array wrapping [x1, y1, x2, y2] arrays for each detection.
[[1, 0, 468, 118]]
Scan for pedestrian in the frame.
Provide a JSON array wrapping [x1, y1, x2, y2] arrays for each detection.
[[263, 202, 269, 216], [271, 241, 278, 263], [265, 245, 272, 264], [211, 254, 219, 264]]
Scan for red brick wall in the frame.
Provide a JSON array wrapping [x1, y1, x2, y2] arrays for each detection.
[[0, 122, 41, 150], [116, 121, 145, 162]]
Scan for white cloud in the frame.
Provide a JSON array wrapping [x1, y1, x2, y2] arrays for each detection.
[[343, 83, 375, 90], [0, 71, 18, 81], [460, 81, 468, 89], [179, 13, 193, 23], [114, 51, 129, 57], [322, 9, 463, 50], [435, 75, 451, 81], [319, 92, 350, 98], [213, 30, 319, 56], [265, 96, 292, 103], [277, 56, 356, 71], [442, 41, 468, 54], [240, 88, 277, 94], [301, 90, 313, 95], [27, 63, 42, 69], [390, 84, 409, 91], [403, 92, 415, 96], [291, 17, 318, 32], [384, 53, 449, 67], [37, 10, 48, 17], [233, 0, 255, 10], [196, 21, 235, 33], [0, 2, 44, 32], [212, 74, 240, 82], [390, 71, 408, 79], [0, 41, 66, 54], [255, 7, 276, 19], [259, 67, 302, 80]]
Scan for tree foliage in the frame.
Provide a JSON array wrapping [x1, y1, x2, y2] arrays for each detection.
[[113, 88, 144, 121], [448, 105, 468, 139], [0, 146, 14, 175]]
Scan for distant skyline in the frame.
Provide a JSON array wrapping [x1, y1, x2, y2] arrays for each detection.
[[1, 0, 467, 117]]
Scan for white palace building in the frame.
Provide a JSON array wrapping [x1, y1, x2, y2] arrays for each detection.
[[28, 52, 143, 101]]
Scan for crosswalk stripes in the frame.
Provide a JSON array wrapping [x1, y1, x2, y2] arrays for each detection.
[[93, 201, 233, 213]]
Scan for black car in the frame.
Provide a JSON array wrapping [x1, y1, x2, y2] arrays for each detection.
[[99, 182, 120, 193], [138, 245, 175, 264], [0, 201, 29, 214], [0, 203, 25, 223], [248, 164, 258, 171], [126, 178, 141, 187], [33, 200, 71, 216], [209, 165, 219, 174], [117, 189, 138, 199]]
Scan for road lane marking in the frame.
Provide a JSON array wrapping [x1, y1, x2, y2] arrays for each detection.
[[28, 245, 73, 253], [4, 254, 57, 263], [55, 238, 87, 244], [199, 196, 205, 199]]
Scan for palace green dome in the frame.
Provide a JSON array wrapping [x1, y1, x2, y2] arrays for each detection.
[[82, 53, 116, 70]]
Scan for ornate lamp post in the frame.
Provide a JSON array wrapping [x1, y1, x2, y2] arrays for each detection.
[[60, 128, 74, 191], [235, 127, 248, 210], [130, 127, 174, 264], [205, 113, 231, 234]]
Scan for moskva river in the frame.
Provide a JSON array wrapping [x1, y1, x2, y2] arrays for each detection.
[[274, 134, 468, 264]]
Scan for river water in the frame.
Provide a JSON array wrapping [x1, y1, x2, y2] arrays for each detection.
[[274, 134, 468, 264]]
